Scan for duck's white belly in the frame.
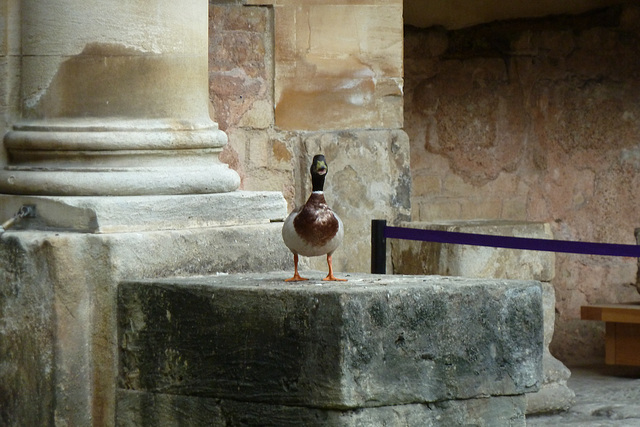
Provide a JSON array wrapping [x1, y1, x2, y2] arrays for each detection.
[[282, 211, 344, 257]]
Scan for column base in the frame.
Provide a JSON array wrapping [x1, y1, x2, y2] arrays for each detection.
[[0, 119, 241, 196], [0, 164, 240, 196]]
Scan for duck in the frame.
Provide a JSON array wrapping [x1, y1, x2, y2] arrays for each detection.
[[282, 154, 346, 282]]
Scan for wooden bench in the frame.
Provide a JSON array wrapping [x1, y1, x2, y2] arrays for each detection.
[[581, 303, 640, 366]]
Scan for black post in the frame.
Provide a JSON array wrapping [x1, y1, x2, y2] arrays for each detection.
[[371, 219, 387, 274]]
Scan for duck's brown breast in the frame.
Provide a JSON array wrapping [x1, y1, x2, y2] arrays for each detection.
[[293, 194, 339, 247]]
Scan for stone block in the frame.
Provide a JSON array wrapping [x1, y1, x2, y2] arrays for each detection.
[[526, 283, 574, 414], [391, 220, 555, 282], [0, 232, 56, 427], [272, 1, 403, 130], [391, 221, 573, 415], [0, 191, 287, 233], [527, 354, 574, 414], [118, 272, 543, 413], [209, 4, 272, 131], [0, 216, 291, 426], [116, 390, 526, 427]]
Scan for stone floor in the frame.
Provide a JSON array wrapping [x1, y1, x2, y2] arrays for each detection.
[[527, 365, 640, 426]]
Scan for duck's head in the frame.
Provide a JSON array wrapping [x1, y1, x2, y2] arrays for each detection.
[[311, 154, 328, 191], [311, 154, 328, 175]]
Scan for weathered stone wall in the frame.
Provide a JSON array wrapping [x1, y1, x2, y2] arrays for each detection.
[[405, 5, 640, 364], [209, 0, 410, 274]]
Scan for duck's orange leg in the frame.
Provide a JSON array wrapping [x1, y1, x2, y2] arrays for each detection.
[[323, 253, 347, 281], [285, 253, 308, 282]]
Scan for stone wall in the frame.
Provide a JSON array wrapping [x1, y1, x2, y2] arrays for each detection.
[[209, 0, 410, 274], [405, 4, 640, 364]]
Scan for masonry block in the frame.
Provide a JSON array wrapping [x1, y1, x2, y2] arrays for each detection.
[[117, 272, 542, 425], [391, 220, 555, 282], [0, 193, 290, 426], [390, 220, 574, 415], [271, 1, 404, 131]]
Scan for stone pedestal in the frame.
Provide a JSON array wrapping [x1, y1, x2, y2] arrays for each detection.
[[116, 272, 543, 426], [0, 191, 286, 233], [391, 220, 575, 415], [0, 193, 290, 426], [0, 0, 238, 195]]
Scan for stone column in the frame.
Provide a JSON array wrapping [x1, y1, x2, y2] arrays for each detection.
[[0, 3, 289, 425], [0, 0, 239, 196]]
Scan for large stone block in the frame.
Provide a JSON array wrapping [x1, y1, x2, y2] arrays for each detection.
[[526, 282, 574, 414], [390, 220, 574, 414], [391, 220, 555, 282], [0, 191, 286, 233], [118, 272, 543, 415]]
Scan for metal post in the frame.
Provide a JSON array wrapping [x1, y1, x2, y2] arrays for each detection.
[[371, 219, 387, 274], [0, 205, 36, 234]]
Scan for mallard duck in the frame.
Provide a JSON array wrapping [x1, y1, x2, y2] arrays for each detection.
[[282, 154, 346, 282]]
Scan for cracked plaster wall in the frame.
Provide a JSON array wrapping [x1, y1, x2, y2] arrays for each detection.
[[405, 4, 640, 365]]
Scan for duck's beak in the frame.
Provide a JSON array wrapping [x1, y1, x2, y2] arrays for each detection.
[[315, 160, 328, 175]]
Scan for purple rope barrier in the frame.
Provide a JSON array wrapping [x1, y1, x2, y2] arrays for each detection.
[[384, 226, 640, 258]]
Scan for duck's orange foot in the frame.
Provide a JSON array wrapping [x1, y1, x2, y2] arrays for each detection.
[[323, 254, 346, 281], [285, 273, 309, 282], [323, 275, 347, 282]]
